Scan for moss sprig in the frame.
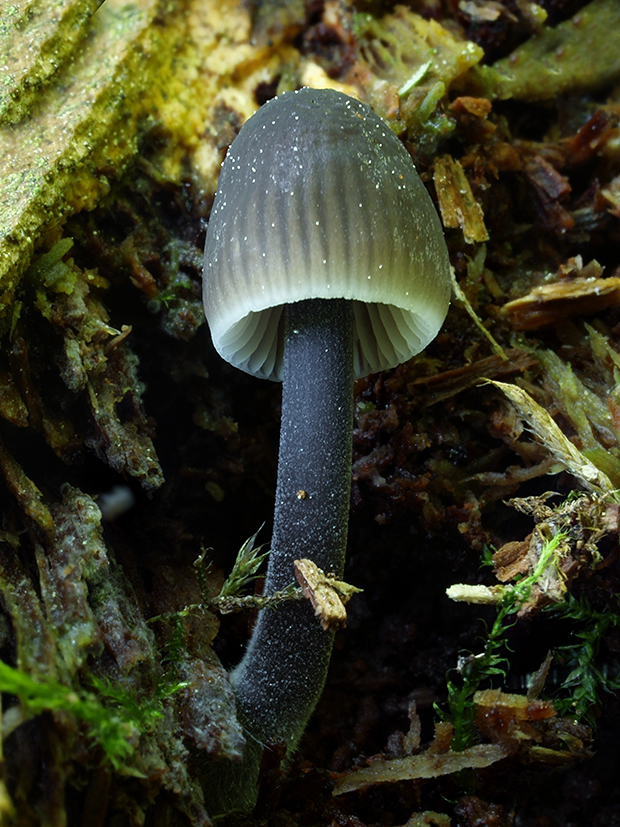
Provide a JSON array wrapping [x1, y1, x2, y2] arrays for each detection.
[[212, 525, 269, 600], [151, 528, 305, 627], [552, 593, 620, 726], [0, 661, 141, 770], [440, 530, 568, 750]]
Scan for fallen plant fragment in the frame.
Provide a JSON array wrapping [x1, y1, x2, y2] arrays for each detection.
[[294, 558, 363, 631], [403, 813, 451, 827], [333, 732, 511, 796], [349, 6, 483, 150], [535, 347, 620, 488], [444, 486, 620, 753], [487, 380, 615, 493], [501, 259, 618, 331], [158, 536, 363, 627], [472, 689, 592, 763], [450, 491, 619, 617], [407, 349, 536, 406], [333, 685, 589, 797], [495, 493, 618, 615], [190, 530, 304, 616], [450, 266, 507, 360]]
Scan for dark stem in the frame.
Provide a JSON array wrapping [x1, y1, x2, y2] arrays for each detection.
[[218, 299, 354, 810]]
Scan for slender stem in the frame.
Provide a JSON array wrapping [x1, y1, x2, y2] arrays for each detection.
[[216, 299, 354, 810]]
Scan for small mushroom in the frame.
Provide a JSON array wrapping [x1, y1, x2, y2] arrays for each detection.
[[203, 87, 451, 809]]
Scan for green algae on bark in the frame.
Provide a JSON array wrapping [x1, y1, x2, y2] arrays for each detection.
[[0, 0, 303, 332], [0, 0, 104, 125], [480, 0, 620, 102], [0, 0, 171, 321]]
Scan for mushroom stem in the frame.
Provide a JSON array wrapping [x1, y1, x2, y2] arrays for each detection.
[[229, 297, 354, 805]]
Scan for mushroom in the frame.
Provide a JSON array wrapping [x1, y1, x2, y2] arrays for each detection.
[[202, 87, 451, 809]]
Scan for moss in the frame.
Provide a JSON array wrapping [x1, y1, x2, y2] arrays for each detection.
[[352, 7, 483, 151]]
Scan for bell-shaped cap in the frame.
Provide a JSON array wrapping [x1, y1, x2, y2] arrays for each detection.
[[203, 87, 451, 380]]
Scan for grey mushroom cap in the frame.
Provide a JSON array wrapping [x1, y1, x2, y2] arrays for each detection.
[[203, 87, 451, 381]]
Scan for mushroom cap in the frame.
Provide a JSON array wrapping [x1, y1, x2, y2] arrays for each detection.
[[203, 87, 451, 380]]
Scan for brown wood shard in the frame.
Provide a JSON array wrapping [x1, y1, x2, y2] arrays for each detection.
[[434, 154, 489, 244], [502, 266, 620, 331]]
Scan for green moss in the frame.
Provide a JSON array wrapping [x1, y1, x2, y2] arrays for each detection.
[[537, 349, 620, 488], [0, 660, 137, 770], [24, 237, 77, 319], [553, 593, 620, 726], [353, 7, 482, 151], [441, 529, 568, 751]]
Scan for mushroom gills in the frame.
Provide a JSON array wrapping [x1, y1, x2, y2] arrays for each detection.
[[216, 300, 435, 380]]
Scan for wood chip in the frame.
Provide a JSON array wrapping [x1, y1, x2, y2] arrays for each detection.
[[405, 812, 451, 827], [493, 538, 531, 582], [408, 348, 537, 405], [445, 584, 504, 604], [332, 742, 511, 795], [294, 559, 362, 631], [502, 274, 620, 331], [434, 154, 489, 243]]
